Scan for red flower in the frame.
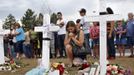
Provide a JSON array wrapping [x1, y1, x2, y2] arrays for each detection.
[[57, 65, 64, 75], [106, 72, 111, 75], [82, 63, 90, 69], [10, 60, 14, 64]]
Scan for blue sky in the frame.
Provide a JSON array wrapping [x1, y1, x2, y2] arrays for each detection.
[[0, 0, 134, 21]]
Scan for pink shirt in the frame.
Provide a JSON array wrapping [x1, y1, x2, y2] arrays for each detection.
[[90, 26, 99, 39]]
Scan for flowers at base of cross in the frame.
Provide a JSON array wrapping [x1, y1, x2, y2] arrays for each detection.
[[77, 61, 132, 75], [77, 62, 99, 75], [81, 62, 90, 69], [50, 62, 66, 75], [106, 64, 126, 75], [0, 62, 12, 71], [78, 62, 90, 70], [0, 58, 27, 72], [26, 59, 67, 75], [73, 58, 91, 70]]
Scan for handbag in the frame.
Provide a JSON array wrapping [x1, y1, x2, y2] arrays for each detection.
[[71, 30, 90, 56], [73, 46, 90, 56]]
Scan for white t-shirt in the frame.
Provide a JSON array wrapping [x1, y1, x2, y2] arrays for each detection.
[[80, 16, 90, 34], [23, 31, 30, 45], [11, 29, 17, 43], [56, 19, 66, 35]]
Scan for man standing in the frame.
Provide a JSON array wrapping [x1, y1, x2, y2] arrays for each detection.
[[56, 12, 66, 57], [79, 8, 91, 54], [126, 13, 134, 57]]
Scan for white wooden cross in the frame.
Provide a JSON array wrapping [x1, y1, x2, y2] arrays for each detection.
[[0, 20, 10, 64], [34, 14, 59, 69], [85, 0, 123, 75]]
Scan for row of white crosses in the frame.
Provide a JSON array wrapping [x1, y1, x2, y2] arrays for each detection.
[[0, 0, 123, 75], [85, 0, 123, 75], [34, 0, 123, 75]]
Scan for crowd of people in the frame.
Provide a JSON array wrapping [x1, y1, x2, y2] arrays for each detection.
[[3, 8, 134, 67], [4, 23, 42, 59]]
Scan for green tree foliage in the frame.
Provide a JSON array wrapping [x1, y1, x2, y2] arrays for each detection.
[[3, 14, 16, 29], [122, 19, 127, 25], [35, 13, 44, 26], [21, 9, 37, 29], [114, 19, 127, 28], [50, 13, 57, 24]]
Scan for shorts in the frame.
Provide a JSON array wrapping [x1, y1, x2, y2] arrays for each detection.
[[116, 38, 127, 45], [127, 37, 134, 46], [16, 40, 24, 54], [93, 38, 99, 45]]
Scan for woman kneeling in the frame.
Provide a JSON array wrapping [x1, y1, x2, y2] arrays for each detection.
[[64, 21, 85, 67]]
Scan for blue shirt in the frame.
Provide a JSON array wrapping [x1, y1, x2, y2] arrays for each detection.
[[16, 27, 25, 42], [126, 19, 134, 37]]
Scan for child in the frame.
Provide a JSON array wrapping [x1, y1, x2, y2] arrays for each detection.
[[115, 20, 127, 57], [90, 22, 99, 58]]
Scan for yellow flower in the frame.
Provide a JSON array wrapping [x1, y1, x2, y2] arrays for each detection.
[[52, 63, 60, 68]]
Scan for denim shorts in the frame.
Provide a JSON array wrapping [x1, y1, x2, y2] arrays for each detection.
[[16, 40, 24, 53], [93, 38, 99, 45], [116, 38, 127, 45], [127, 37, 134, 46]]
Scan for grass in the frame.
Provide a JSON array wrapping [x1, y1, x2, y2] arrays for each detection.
[[0, 56, 133, 75]]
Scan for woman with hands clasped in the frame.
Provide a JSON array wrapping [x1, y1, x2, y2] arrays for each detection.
[[64, 21, 85, 67]]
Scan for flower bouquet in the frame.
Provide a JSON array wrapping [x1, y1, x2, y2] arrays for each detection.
[[78, 61, 90, 70], [77, 61, 132, 75], [0, 58, 28, 72], [50, 62, 66, 75], [26, 59, 66, 75], [106, 64, 131, 75]]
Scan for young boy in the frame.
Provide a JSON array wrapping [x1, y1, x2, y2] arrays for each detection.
[[90, 22, 99, 58]]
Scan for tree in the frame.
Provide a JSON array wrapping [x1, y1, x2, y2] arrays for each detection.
[[122, 19, 127, 25], [115, 19, 126, 28], [21, 9, 37, 29], [35, 13, 44, 26], [3, 14, 16, 29], [50, 13, 57, 24]]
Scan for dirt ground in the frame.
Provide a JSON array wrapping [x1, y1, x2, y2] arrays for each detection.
[[0, 56, 134, 75]]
